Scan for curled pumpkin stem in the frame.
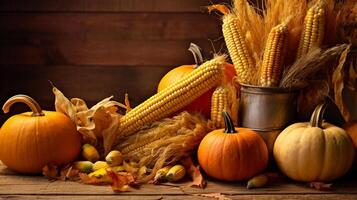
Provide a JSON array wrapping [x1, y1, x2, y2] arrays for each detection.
[[2, 95, 44, 116]]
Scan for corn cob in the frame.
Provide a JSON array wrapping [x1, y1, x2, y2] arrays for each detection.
[[247, 174, 269, 189], [81, 144, 100, 162], [166, 165, 186, 182], [154, 166, 173, 183], [297, 2, 326, 58], [116, 56, 225, 140], [73, 161, 93, 173], [211, 85, 231, 128], [112, 165, 125, 172], [105, 150, 123, 166], [223, 13, 254, 84], [92, 161, 109, 171], [259, 23, 288, 87]]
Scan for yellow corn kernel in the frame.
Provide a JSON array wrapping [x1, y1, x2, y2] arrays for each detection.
[[259, 23, 288, 87], [166, 165, 186, 182], [223, 13, 254, 84], [297, 2, 325, 58], [154, 165, 173, 183], [247, 174, 269, 189], [211, 86, 231, 128], [73, 161, 93, 173], [116, 56, 225, 141], [92, 161, 109, 171], [105, 150, 123, 166], [82, 144, 100, 162]]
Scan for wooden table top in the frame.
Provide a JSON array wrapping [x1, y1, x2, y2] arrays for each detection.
[[1, 164, 357, 200]]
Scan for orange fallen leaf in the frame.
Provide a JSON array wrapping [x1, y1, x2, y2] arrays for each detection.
[[308, 182, 333, 191], [79, 173, 112, 185], [106, 169, 137, 192], [181, 157, 207, 189], [42, 164, 59, 181]]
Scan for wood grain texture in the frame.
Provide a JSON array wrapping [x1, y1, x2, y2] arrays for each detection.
[[1, 195, 357, 200], [0, 13, 225, 66], [0, 0, 231, 12], [1, 174, 357, 195], [0, 164, 357, 199], [0, 65, 173, 124]]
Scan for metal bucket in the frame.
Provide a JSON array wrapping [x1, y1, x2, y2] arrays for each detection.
[[239, 84, 299, 154]]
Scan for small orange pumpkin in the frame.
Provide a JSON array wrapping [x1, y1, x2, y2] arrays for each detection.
[[0, 95, 81, 174], [158, 43, 236, 117], [198, 112, 269, 181]]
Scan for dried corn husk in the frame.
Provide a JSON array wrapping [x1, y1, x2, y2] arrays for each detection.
[[53, 87, 126, 148], [332, 44, 354, 121], [116, 112, 209, 182]]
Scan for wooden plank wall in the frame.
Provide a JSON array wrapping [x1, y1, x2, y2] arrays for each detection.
[[0, 0, 231, 123]]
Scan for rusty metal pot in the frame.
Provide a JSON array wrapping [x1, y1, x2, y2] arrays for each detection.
[[240, 84, 299, 130], [239, 84, 299, 154]]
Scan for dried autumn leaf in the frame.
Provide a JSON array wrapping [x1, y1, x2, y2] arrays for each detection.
[[181, 157, 207, 189], [60, 165, 80, 181], [42, 164, 59, 180], [332, 44, 351, 121], [79, 173, 112, 185], [106, 169, 136, 192], [308, 182, 333, 191]]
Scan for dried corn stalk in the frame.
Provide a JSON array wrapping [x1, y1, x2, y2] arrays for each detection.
[[280, 44, 349, 88], [115, 112, 209, 182]]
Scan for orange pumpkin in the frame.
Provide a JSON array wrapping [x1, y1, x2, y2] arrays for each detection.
[[158, 43, 236, 117], [0, 95, 81, 174], [198, 112, 268, 181]]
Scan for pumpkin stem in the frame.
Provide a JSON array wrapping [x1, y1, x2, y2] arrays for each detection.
[[310, 103, 327, 128], [223, 111, 237, 133], [188, 43, 204, 67], [2, 95, 44, 117]]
